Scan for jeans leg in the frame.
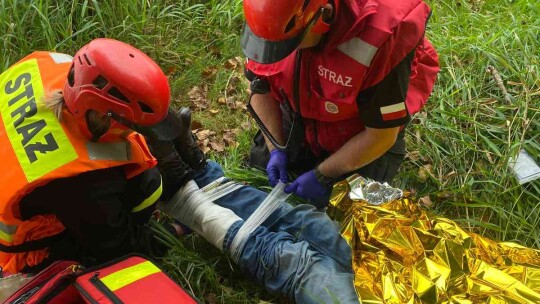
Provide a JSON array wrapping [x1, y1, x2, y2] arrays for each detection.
[[266, 204, 353, 272], [223, 223, 359, 304], [193, 160, 226, 186], [193, 161, 277, 219], [194, 161, 352, 270]]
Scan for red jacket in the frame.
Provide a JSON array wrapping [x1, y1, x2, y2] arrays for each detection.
[[247, 0, 439, 154]]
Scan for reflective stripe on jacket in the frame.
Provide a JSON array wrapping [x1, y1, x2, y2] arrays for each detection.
[[247, 0, 439, 153], [0, 52, 157, 273]]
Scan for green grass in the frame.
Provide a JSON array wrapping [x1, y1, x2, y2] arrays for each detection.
[[400, 0, 540, 247], [1, 0, 539, 302]]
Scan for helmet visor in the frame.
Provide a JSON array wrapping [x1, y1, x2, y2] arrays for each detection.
[[241, 7, 324, 64]]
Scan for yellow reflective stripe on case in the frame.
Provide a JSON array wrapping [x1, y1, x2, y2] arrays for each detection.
[[131, 176, 163, 213], [100, 260, 161, 291], [0, 59, 77, 182]]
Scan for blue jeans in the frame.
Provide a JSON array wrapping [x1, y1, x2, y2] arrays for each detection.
[[194, 161, 358, 304]]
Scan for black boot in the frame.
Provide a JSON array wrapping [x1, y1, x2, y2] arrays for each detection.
[[173, 107, 207, 172], [146, 137, 194, 201]]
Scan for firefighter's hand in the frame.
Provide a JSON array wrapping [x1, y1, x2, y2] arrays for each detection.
[[266, 149, 289, 187], [284, 170, 331, 208]]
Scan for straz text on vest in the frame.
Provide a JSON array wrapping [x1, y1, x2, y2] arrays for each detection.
[[4, 72, 59, 163], [318, 65, 353, 87]]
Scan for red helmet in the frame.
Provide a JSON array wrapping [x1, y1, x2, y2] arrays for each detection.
[[63, 38, 178, 141], [241, 0, 336, 64]]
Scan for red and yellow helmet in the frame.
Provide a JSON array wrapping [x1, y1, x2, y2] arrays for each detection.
[[241, 0, 337, 64], [62, 38, 178, 141]]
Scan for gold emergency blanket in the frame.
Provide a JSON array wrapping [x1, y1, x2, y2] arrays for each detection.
[[328, 176, 540, 303]]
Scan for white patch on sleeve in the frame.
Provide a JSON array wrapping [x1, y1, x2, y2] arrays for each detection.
[[380, 102, 406, 114], [337, 37, 378, 67]]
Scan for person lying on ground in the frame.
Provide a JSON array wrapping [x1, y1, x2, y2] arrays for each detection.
[[150, 110, 360, 304]]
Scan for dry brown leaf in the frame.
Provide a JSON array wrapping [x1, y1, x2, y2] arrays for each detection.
[[419, 196, 433, 207], [406, 151, 420, 162], [201, 146, 211, 154], [235, 101, 247, 111], [223, 130, 239, 147], [196, 129, 213, 140], [223, 130, 235, 139], [444, 171, 458, 179], [485, 152, 495, 164], [217, 97, 226, 104], [188, 86, 209, 110], [418, 164, 433, 182], [226, 97, 236, 108], [209, 109, 219, 115], [210, 141, 225, 152], [224, 58, 240, 70], [191, 120, 203, 130], [202, 67, 218, 79]]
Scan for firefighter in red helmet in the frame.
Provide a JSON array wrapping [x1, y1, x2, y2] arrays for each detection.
[[242, 0, 440, 207], [0, 38, 201, 273]]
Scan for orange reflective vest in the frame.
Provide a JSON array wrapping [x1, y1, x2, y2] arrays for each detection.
[[0, 52, 157, 273]]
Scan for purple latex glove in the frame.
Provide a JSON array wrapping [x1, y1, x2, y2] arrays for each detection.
[[284, 170, 331, 206], [267, 149, 288, 187]]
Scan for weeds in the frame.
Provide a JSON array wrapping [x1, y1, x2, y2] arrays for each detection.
[[1, 0, 539, 302]]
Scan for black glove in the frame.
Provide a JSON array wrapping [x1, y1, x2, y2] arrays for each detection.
[[146, 137, 194, 201], [172, 107, 206, 171]]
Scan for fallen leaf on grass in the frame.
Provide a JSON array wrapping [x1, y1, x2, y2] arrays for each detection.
[[224, 57, 243, 70], [210, 141, 225, 152], [235, 101, 247, 111], [444, 171, 458, 179], [226, 97, 235, 108], [188, 86, 209, 110], [418, 164, 434, 182], [191, 119, 203, 130], [485, 152, 495, 164], [223, 129, 240, 148], [192, 128, 241, 154], [406, 150, 421, 162], [202, 67, 218, 79], [195, 129, 215, 140], [419, 196, 433, 207]]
